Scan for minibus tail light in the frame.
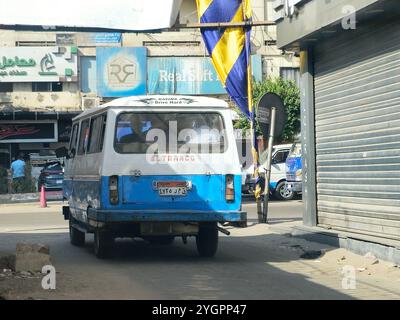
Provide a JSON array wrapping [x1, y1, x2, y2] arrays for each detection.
[[109, 175, 119, 205], [225, 174, 235, 202]]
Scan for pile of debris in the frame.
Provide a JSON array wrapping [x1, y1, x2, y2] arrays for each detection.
[[0, 243, 52, 280]]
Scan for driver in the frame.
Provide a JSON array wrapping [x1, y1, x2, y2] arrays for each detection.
[[119, 117, 146, 143]]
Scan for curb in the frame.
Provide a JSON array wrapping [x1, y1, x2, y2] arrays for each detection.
[[0, 192, 63, 204]]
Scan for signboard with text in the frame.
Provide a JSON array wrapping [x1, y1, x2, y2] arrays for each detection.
[[0, 47, 77, 82], [148, 57, 225, 95], [77, 33, 122, 47], [0, 122, 58, 143], [97, 47, 147, 97], [148, 55, 263, 95]]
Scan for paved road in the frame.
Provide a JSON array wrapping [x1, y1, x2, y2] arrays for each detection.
[[1, 198, 399, 300]]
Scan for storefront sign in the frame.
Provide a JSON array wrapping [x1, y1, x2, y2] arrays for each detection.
[[0, 47, 77, 82], [148, 56, 263, 95], [97, 47, 147, 97], [77, 33, 122, 47], [0, 122, 58, 143], [148, 57, 225, 95]]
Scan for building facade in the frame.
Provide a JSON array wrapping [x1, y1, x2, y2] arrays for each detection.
[[274, 0, 400, 262], [0, 0, 299, 178]]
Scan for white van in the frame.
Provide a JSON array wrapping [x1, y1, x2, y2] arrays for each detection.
[[242, 144, 293, 200], [57, 96, 246, 258]]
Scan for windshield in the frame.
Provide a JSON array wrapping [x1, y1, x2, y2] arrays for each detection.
[[114, 112, 227, 154], [288, 142, 302, 158]]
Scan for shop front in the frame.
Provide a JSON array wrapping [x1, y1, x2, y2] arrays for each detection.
[[0, 111, 79, 193]]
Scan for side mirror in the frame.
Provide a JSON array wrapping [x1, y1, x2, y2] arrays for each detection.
[[55, 146, 68, 158]]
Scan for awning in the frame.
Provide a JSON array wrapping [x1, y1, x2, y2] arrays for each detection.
[[0, 110, 81, 121]]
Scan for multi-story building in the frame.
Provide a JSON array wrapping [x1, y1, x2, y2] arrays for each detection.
[[0, 0, 299, 171]]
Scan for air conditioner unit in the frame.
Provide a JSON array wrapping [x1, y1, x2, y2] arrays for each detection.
[[81, 97, 100, 109]]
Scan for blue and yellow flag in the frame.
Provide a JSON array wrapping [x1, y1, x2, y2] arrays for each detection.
[[196, 0, 252, 117], [196, 0, 261, 198]]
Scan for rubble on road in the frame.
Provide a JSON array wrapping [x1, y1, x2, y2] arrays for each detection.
[[14, 243, 51, 273]]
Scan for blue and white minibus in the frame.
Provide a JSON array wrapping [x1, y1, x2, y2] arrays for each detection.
[[57, 96, 246, 258]]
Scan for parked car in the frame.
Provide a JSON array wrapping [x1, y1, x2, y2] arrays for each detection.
[[285, 139, 302, 195], [37, 161, 64, 191], [242, 144, 294, 200]]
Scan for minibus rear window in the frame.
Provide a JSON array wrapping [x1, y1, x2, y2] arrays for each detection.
[[114, 112, 227, 154]]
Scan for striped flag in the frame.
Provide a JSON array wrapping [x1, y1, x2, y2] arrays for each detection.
[[196, 0, 261, 198]]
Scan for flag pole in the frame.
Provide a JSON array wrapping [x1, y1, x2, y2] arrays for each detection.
[[242, 0, 262, 220]]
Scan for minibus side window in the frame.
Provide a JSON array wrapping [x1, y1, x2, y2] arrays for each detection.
[[78, 119, 90, 155], [88, 114, 107, 154], [68, 123, 79, 158]]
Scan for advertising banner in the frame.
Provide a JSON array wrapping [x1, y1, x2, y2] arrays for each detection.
[[96, 47, 147, 97], [0, 47, 77, 82], [148, 56, 263, 95], [0, 122, 57, 143]]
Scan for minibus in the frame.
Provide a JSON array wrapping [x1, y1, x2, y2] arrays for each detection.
[[57, 96, 247, 258]]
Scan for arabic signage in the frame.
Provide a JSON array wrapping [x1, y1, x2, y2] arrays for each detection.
[[97, 47, 147, 97], [0, 0, 182, 31], [0, 122, 58, 143], [56, 34, 77, 46], [77, 33, 122, 47], [148, 56, 262, 95], [0, 47, 77, 82]]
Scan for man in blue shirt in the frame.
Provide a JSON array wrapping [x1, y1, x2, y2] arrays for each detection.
[[10, 153, 26, 193]]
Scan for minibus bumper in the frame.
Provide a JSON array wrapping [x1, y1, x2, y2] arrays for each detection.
[[87, 208, 247, 223]]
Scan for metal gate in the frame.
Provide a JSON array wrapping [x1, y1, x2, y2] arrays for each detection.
[[313, 18, 400, 241]]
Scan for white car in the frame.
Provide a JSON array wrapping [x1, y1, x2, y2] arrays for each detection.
[[242, 144, 294, 200]]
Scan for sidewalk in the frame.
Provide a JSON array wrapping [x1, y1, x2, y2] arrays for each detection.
[[232, 222, 400, 299]]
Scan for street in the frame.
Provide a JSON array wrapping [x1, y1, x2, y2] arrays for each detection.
[[1, 198, 399, 300]]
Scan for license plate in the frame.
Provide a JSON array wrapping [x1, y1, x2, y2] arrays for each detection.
[[56, 180, 63, 184], [159, 187, 187, 196]]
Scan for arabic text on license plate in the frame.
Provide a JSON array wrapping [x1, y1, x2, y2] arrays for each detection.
[[159, 187, 187, 196]]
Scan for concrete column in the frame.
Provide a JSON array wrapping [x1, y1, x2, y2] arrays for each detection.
[[300, 47, 317, 227]]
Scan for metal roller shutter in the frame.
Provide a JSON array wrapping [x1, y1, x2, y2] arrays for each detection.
[[314, 18, 400, 241]]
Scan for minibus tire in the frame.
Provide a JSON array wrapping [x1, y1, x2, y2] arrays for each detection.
[[196, 222, 218, 257], [69, 218, 85, 247], [274, 181, 294, 201], [94, 230, 114, 259]]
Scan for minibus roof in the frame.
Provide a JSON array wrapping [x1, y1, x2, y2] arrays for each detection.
[[73, 95, 230, 121]]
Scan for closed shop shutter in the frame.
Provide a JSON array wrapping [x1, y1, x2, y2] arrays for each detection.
[[314, 18, 400, 241]]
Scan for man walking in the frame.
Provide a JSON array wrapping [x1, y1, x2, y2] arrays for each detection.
[[10, 153, 26, 193]]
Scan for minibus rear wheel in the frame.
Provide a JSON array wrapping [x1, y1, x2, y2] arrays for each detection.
[[196, 222, 218, 257], [94, 229, 114, 259], [69, 218, 85, 247]]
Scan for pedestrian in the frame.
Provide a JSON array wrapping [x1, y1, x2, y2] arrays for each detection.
[[10, 152, 26, 194]]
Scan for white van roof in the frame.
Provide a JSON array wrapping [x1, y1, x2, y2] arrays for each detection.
[[74, 95, 230, 121]]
